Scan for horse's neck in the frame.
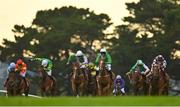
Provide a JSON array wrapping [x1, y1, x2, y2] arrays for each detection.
[[99, 69, 108, 76], [132, 72, 141, 80], [42, 71, 49, 80], [152, 66, 160, 76]]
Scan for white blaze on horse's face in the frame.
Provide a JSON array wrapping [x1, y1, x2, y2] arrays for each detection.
[[99, 60, 104, 70], [74, 67, 77, 70]]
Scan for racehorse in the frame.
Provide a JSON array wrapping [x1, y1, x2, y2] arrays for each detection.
[[86, 65, 98, 96], [127, 70, 147, 95], [6, 70, 29, 96], [70, 62, 87, 96], [97, 58, 114, 96], [148, 64, 169, 95], [37, 66, 57, 96]]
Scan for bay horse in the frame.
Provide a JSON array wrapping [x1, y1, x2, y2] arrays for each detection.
[[149, 64, 169, 95], [127, 70, 147, 95], [70, 62, 87, 96], [97, 58, 114, 96], [37, 66, 57, 96], [6, 70, 29, 96]]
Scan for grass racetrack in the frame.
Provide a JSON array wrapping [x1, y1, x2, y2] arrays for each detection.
[[0, 96, 180, 106]]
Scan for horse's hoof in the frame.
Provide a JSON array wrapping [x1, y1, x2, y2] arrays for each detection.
[[76, 95, 79, 98]]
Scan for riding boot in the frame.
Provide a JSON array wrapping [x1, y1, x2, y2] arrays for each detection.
[[23, 77, 28, 87], [109, 71, 113, 81], [96, 70, 99, 78], [4, 78, 9, 87]]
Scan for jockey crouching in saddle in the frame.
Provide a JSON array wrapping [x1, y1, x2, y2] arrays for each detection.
[[30, 57, 54, 80], [4, 59, 29, 87], [75, 50, 89, 80], [126, 60, 150, 79], [16, 59, 29, 87], [146, 55, 167, 78], [4, 62, 16, 87], [95, 48, 113, 80], [113, 75, 125, 96]]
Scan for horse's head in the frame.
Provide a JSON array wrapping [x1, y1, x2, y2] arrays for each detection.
[[37, 66, 47, 77], [7, 71, 21, 88], [72, 62, 83, 78], [128, 71, 142, 85], [72, 62, 80, 72], [99, 57, 106, 71], [151, 64, 160, 77]]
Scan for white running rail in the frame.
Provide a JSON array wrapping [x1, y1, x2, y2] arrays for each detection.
[[0, 90, 42, 98]]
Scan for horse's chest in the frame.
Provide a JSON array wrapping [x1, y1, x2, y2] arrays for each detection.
[[99, 77, 109, 85]]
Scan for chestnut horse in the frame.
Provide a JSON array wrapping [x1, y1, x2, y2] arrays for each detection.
[[37, 66, 57, 96], [127, 71, 147, 95], [71, 62, 87, 96], [97, 58, 114, 96], [149, 64, 169, 95], [6, 70, 29, 96]]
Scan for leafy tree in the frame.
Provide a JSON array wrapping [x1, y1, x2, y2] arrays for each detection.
[[112, 0, 180, 79], [0, 6, 112, 95]]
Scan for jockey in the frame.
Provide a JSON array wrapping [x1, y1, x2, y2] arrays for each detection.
[[75, 50, 89, 79], [113, 75, 125, 95], [15, 59, 28, 87], [30, 58, 53, 76], [152, 55, 167, 72], [127, 60, 150, 75], [95, 48, 113, 80], [4, 62, 16, 87], [75, 50, 88, 67], [87, 62, 97, 76], [66, 51, 77, 65], [146, 55, 167, 78]]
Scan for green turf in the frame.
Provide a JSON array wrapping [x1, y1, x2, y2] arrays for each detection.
[[0, 96, 179, 106]]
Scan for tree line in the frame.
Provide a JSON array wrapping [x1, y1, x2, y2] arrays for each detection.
[[0, 0, 179, 95]]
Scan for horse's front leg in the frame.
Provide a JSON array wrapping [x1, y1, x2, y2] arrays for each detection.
[[71, 80, 77, 96], [97, 82, 101, 96], [41, 88, 45, 97], [79, 82, 85, 96]]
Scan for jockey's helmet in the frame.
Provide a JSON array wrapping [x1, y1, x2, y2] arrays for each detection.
[[100, 48, 106, 53], [17, 59, 23, 65], [157, 55, 164, 62], [9, 62, 16, 68], [137, 60, 143, 65], [42, 59, 48, 67], [76, 50, 83, 57], [116, 75, 121, 79]]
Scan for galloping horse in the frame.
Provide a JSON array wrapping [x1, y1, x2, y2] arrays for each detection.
[[149, 64, 169, 95], [127, 70, 147, 95], [71, 62, 87, 96], [6, 70, 29, 96], [37, 66, 57, 96], [97, 58, 114, 96]]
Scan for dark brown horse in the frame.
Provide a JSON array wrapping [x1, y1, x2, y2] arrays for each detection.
[[127, 70, 147, 95], [71, 62, 87, 97], [149, 64, 169, 95], [86, 65, 98, 96], [97, 58, 114, 96], [37, 66, 57, 96], [6, 70, 29, 96]]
